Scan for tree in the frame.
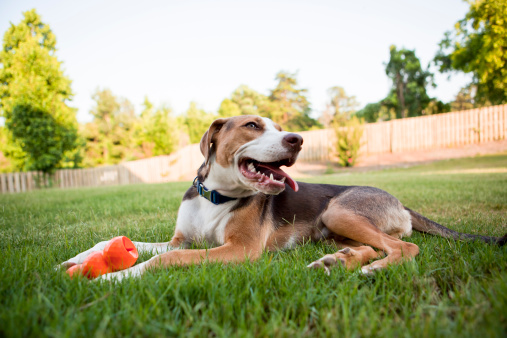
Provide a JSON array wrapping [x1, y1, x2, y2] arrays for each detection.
[[355, 102, 381, 123], [355, 102, 396, 123], [136, 97, 178, 157], [422, 99, 451, 115], [7, 104, 78, 174], [435, 0, 507, 105], [0, 127, 16, 172], [218, 98, 241, 117], [182, 102, 216, 144], [82, 88, 138, 166], [83, 88, 119, 166], [451, 86, 476, 111], [0, 9, 80, 174], [83, 92, 180, 166], [269, 71, 321, 131], [218, 72, 321, 131], [218, 85, 267, 117], [385, 45, 434, 118], [321, 86, 359, 126]]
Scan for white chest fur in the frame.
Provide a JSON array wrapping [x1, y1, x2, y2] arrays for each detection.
[[175, 196, 234, 246]]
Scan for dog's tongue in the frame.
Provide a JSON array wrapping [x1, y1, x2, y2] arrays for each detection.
[[257, 164, 299, 192]]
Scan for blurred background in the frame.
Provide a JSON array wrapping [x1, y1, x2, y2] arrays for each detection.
[[0, 0, 505, 191]]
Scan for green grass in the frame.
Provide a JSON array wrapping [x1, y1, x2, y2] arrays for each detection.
[[1, 154, 506, 337]]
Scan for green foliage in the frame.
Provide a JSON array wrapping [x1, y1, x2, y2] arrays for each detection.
[[0, 127, 16, 172], [423, 99, 451, 115], [435, 0, 507, 105], [451, 85, 476, 111], [385, 45, 434, 119], [355, 102, 396, 123], [321, 86, 359, 127], [182, 102, 216, 144], [81, 91, 182, 167], [357, 46, 435, 122], [333, 116, 364, 167], [83, 90, 181, 166], [0, 127, 27, 171], [217, 98, 241, 117], [7, 104, 78, 174], [269, 71, 321, 131], [82, 89, 138, 167], [218, 73, 321, 132], [328, 86, 359, 121], [136, 97, 178, 157], [217, 85, 270, 117], [357, 97, 451, 122], [0, 9, 80, 173]]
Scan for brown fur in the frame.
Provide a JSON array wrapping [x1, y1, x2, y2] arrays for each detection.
[[215, 116, 266, 167]]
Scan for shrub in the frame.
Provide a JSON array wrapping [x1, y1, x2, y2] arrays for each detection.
[[332, 116, 364, 167]]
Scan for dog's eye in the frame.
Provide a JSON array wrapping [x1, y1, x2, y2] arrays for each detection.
[[245, 122, 259, 129]]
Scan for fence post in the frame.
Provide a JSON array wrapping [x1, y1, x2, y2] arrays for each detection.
[[27, 172, 32, 191], [0, 174, 6, 194], [7, 173, 14, 193], [21, 173, 26, 192], [390, 120, 396, 152], [14, 172, 20, 193]]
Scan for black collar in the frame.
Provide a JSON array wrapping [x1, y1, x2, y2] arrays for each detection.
[[193, 177, 237, 205]]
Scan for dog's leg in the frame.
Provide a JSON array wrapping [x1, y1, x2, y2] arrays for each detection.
[[58, 231, 187, 270], [309, 208, 419, 274], [146, 242, 261, 267], [98, 242, 261, 281]]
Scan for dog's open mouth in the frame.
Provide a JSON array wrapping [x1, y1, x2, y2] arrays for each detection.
[[239, 158, 299, 192]]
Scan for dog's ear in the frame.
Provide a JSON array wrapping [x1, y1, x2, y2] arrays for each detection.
[[200, 118, 227, 165]]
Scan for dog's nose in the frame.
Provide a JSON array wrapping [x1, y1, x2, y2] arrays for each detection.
[[282, 133, 303, 151]]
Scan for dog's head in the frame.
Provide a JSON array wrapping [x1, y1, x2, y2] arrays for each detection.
[[199, 115, 303, 196]]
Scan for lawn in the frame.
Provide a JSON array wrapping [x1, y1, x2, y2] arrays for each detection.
[[1, 154, 506, 337]]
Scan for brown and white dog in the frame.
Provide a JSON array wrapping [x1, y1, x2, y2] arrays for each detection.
[[60, 115, 506, 280]]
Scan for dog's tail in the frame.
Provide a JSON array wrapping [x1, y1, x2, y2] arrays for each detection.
[[405, 207, 507, 246]]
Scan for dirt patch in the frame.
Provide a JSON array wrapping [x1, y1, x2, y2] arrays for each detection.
[[285, 140, 507, 178]]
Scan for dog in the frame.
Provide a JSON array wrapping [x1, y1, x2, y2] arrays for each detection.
[[60, 115, 506, 280]]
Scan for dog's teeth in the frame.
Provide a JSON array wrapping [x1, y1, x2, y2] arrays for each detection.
[[270, 173, 274, 181], [248, 163, 255, 171], [281, 177, 286, 183]]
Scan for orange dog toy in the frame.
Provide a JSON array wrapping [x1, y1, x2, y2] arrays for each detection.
[[66, 236, 139, 279]]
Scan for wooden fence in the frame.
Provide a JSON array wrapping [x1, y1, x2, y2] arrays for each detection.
[[297, 104, 506, 161], [0, 144, 202, 193], [1, 104, 506, 193]]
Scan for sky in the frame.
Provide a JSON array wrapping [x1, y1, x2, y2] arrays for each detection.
[[0, 0, 472, 123]]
